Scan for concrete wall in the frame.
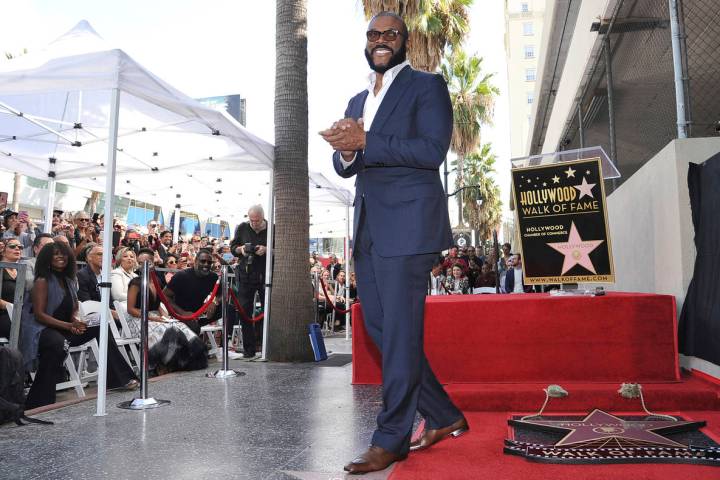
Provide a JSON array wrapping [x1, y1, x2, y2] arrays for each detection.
[[603, 137, 720, 376], [605, 137, 720, 302]]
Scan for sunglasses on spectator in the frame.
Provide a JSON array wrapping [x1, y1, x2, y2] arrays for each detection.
[[366, 29, 403, 42], [166, 260, 177, 265], [77, 218, 90, 222], [5, 244, 22, 250]]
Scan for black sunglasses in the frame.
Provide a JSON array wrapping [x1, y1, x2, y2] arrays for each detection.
[[366, 29, 403, 42], [5, 244, 23, 250]]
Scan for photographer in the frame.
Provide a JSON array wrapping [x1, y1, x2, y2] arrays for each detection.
[[72, 211, 98, 260], [2, 209, 36, 257], [230, 205, 268, 358], [122, 228, 142, 254]]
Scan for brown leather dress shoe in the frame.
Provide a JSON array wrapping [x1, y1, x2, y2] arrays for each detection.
[[343, 445, 408, 474], [409, 417, 469, 452]]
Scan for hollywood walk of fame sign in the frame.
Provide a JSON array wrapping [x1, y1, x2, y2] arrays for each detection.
[[511, 157, 615, 284], [505, 409, 720, 466]]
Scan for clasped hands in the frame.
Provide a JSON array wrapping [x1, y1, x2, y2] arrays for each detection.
[[319, 118, 365, 159]]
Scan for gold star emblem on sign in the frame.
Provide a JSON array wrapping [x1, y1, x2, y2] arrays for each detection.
[[552, 175, 560, 184], [565, 166, 576, 178]]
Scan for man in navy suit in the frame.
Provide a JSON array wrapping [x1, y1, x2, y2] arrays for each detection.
[[320, 12, 468, 475]]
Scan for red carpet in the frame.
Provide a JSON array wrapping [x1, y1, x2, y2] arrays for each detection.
[[389, 410, 720, 480], [352, 292, 680, 384]]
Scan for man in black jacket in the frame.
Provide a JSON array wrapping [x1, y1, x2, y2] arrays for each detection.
[[77, 244, 111, 303], [77, 244, 120, 322], [230, 205, 267, 358]]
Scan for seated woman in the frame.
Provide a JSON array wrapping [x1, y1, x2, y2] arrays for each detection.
[[110, 247, 137, 302], [474, 262, 497, 289], [21, 242, 138, 409], [125, 259, 207, 374], [0, 238, 24, 338], [349, 271, 358, 301], [443, 264, 471, 295], [156, 254, 179, 290], [316, 269, 345, 331], [332, 270, 350, 331]]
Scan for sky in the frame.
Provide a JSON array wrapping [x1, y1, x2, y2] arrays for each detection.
[[0, 0, 512, 220]]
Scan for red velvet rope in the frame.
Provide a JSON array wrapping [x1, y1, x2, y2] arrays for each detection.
[[150, 269, 220, 321], [319, 278, 351, 314], [228, 288, 264, 323]]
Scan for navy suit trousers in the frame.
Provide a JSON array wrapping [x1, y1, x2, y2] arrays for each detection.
[[354, 208, 463, 455]]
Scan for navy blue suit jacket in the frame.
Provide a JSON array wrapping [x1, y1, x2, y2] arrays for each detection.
[[333, 66, 453, 258]]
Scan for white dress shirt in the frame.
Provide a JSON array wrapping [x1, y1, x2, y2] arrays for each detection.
[[512, 268, 524, 293], [339, 60, 411, 168]]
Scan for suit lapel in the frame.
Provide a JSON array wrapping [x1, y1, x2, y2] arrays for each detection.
[[369, 65, 413, 132], [353, 91, 369, 120]]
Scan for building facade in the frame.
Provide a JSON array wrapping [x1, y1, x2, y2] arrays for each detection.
[[504, 0, 546, 159]]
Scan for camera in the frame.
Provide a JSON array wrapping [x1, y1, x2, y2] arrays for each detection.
[[244, 243, 257, 265]]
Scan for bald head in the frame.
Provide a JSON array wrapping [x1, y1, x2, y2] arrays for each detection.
[[370, 11, 408, 37]]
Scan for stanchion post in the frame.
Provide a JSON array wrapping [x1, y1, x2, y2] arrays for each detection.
[[140, 259, 149, 398], [118, 262, 170, 410], [222, 265, 230, 371], [210, 265, 239, 378]]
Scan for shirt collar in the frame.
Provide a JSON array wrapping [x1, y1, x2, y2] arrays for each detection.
[[367, 60, 410, 89]]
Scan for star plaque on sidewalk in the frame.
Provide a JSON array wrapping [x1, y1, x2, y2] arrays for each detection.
[[505, 409, 720, 466]]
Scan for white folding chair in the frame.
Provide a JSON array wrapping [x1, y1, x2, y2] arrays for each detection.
[[231, 324, 240, 350], [201, 321, 223, 360], [112, 301, 142, 371], [55, 339, 100, 398]]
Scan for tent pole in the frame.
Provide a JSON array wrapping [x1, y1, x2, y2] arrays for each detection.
[[95, 88, 121, 417], [173, 199, 181, 243], [43, 157, 57, 233], [261, 173, 274, 361]]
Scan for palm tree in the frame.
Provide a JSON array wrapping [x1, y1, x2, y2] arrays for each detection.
[[406, 0, 472, 72], [441, 48, 499, 225], [456, 144, 502, 241], [362, 0, 473, 72], [269, 0, 314, 362]]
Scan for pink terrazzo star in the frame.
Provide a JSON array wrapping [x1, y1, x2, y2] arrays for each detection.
[[547, 222, 604, 275]]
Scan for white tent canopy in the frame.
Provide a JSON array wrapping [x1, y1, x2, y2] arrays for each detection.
[[0, 20, 274, 182]]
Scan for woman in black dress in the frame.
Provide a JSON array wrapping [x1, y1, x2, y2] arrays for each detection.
[[0, 238, 24, 338], [24, 242, 138, 409]]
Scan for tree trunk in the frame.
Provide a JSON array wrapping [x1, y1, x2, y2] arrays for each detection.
[[84, 190, 101, 213], [455, 156, 464, 227], [269, 0, 314, 362], [12, 172, 22, 211]]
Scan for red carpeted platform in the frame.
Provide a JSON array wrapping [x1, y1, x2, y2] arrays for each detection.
[[388, 410, 720, 480], [447, 373, 720, 411], [352, 292, 680, 384]]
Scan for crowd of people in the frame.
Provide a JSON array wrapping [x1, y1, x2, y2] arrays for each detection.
[[310, 252, 356, 332], [429, 243, 532, 295], [0, 205, 272, 408]]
